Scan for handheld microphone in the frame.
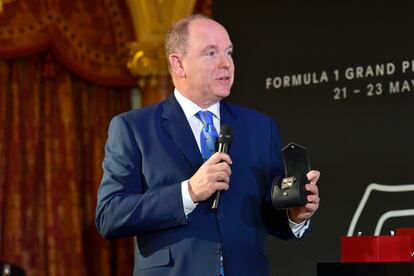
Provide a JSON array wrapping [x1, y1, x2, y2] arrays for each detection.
[[211, 124, 233, 210]]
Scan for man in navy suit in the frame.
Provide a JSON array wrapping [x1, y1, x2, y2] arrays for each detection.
[[96, 14, 320, 276]]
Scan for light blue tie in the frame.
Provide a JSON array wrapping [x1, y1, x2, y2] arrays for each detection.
[[196, 111, 218, 161]]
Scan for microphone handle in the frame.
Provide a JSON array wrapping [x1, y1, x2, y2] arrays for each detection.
[[211, 143, 229, 210], [211, 191, 220, 210]]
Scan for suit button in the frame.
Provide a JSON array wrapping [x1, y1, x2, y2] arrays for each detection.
[[217, 213, 225, 219], [211, 247, 221, 255]]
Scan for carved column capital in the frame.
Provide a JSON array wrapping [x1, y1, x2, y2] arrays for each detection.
[[126, 0, 196, 82]]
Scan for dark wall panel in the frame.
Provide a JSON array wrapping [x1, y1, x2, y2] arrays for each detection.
[[213, 2, 414, 276]]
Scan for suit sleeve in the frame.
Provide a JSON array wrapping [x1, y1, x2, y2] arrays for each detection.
[[261, 118, 302, 240], [95, 115, 188, 239]]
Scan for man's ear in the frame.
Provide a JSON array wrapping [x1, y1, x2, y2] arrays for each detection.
[[168, 54, 185, 78]]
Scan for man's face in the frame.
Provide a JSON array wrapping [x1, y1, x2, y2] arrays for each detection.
[[181, 19, 235, 106]]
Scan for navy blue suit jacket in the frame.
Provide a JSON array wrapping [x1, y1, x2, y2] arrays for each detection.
[[96, 95, 300, 276]]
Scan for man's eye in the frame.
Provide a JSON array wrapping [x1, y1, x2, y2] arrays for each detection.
[[227, 50, 233, 57], [206, 50, 215, 57]]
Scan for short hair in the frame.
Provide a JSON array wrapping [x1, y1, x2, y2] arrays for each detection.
[[165, 14, 210, 58]]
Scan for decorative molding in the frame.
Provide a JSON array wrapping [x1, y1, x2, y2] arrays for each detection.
[[127, 0, 195, 42], [0, 0, 16, 13], [126, 0, 196, 82]]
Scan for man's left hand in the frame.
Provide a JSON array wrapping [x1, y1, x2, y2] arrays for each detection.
[[288, 170, 320, 224]]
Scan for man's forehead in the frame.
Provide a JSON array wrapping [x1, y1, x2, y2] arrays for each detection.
[[188, 19, 231, 44], [189, 19, 227, 35]]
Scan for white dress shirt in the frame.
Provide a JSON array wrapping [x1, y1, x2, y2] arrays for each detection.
[[174, 89, 309, 238]]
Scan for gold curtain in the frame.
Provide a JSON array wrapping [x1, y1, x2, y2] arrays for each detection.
[[0, 53, 133, 275]]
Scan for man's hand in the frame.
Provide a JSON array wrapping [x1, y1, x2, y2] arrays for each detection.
[[288, 170, 320, 224], [188, 152, 232, 203]]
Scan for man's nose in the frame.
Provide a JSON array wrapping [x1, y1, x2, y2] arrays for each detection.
[[219, 54, 231, 68]]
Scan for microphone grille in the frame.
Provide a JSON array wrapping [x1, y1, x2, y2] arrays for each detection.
[[218, 124, 233, 144]]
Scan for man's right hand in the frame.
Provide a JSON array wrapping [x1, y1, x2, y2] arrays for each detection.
[[188, 152, 232, 203]]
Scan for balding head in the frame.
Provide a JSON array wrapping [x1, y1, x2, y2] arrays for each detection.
[[165, 15, 234, 108], [165, 14, 211, 59]]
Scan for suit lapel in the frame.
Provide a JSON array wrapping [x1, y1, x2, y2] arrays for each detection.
[[220, 101, 240, 138], [161, 96, 204, 171], [220, 101, 243, 164]]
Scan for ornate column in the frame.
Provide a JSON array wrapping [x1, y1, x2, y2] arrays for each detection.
[[126, 0, 196, 106]]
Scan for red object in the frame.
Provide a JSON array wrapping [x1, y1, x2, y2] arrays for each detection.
[[396, 228, 414, 261], [341, 235, 413, 262]]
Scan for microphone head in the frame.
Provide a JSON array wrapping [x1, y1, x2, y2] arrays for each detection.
[[218, 125, 233, 145]]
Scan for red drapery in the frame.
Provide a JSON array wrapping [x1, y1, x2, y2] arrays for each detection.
[[0, 0, 136, 87], [0, 53, 134, 275], [0, 2, 136, 274], [0, 1, 213, 274]]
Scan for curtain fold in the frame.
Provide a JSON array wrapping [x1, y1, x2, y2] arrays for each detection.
[[0, 0, 136, 86], [0, 53, 134, 276]]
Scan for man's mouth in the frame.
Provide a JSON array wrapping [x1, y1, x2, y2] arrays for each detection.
[[217, 76, 230, 81]]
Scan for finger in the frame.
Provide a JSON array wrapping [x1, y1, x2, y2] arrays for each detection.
[[304, 202, 318, 212], [306, 170, 320, 184], [215, 181, 230, 191], [305, 184, 318, 195], [214, 171, 230, 184], [213, 162, 232, 176], [207, 152, 233, 165], [307, 194, 320, 204]]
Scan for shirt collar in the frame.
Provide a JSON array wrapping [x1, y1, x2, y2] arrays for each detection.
[[174, 88, 220, 120]]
